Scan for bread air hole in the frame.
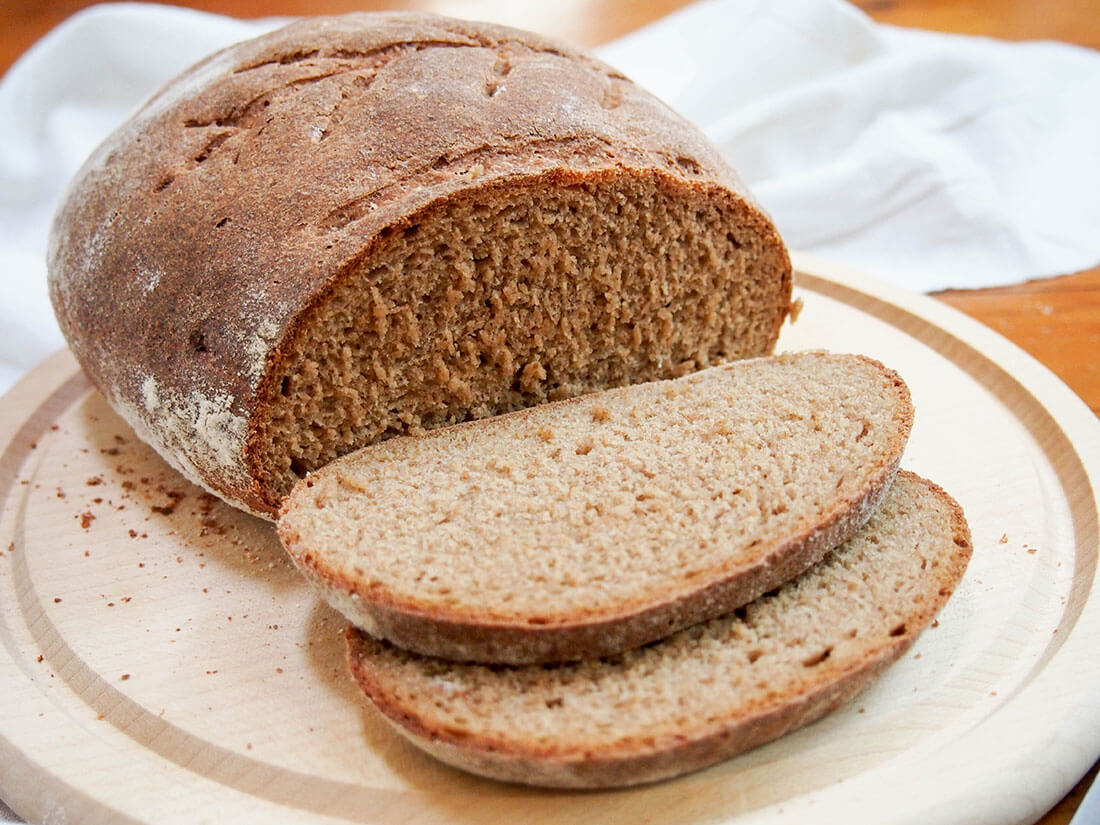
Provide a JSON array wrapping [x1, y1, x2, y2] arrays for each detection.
[[855, 420, 871, 442], [189, 328, 208, 354], [802, 647, 832, 667]]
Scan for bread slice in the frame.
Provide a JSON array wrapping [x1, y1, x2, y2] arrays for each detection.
[[346, 471, 971, 788], [279, 351, 914, 664], [47, 12, 792, 519]]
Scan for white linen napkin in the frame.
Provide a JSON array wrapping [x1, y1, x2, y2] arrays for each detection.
[[1, 0, 1099, 397], [0, 4, 283, 396], [600, 0, 1100, 291], [1, 3, 1099, 819]]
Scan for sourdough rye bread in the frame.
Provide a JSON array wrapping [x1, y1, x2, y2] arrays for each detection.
[[47, 12, 792, 519], [278, 352, 914, 664], [346, 471, 972, 789]]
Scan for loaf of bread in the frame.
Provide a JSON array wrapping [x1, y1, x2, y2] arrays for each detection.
[[346, 471, 971, 788], [47, 12, 792, 518], [279, 352, 913, 664]]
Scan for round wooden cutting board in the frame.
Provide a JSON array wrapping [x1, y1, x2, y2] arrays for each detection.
[[1, 255, 1098, 825]]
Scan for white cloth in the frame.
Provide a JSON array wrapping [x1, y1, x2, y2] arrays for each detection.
[[601, 0, 1100, 289], [0, 4, 284, 396], [1, 0, 1099, 397], [1, 3, 1099, 820]]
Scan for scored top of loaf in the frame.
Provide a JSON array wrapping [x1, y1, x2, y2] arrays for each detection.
[[47, 12, 788, 516]]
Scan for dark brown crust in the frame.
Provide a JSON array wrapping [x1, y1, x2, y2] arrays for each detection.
[[344, 471, 974, 789], [278, 354, 912, 664], [46, 12, 792, 517], [353, 631, 908, 787]]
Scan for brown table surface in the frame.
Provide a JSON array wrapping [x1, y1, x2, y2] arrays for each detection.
[[3, 1, 1098, 822]]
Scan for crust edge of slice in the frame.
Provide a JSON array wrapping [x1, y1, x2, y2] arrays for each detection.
[[280, 353, 914, 665], [344, 471, 972, 789]]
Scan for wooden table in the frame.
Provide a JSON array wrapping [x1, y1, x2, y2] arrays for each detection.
[[2, 1, 1097, 822]]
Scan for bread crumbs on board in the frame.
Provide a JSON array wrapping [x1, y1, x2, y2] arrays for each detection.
[[788, 296, 805, 323]]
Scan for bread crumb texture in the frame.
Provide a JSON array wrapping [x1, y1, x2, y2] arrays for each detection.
[[346, 471, 972, 788], [281, 352, 912, 630], [46, 12, 791, 517], [255, 174, 788, 501]]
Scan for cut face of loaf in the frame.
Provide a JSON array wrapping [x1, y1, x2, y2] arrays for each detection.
[[259, 173, 788, 507], [278, 352, 914, 664], [46, 12, 792, 518], [346, 471, 972, 789]]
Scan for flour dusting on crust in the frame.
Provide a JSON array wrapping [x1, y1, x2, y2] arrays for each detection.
[[244, 318, 281, 382], [141, 376, 159, 412], [120, 383, 253, 507]]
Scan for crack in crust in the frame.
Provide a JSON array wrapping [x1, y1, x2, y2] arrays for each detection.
[[231, 35, 620, 79], [181, 69, 358, 130], [175, 37, 628, 171], [320, 135, 622, 230], [318, 142, 720, 233]]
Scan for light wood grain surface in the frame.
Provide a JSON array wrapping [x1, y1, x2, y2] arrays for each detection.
[[3, 259, 1099, 824], [2, 1, 1097, 822]]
